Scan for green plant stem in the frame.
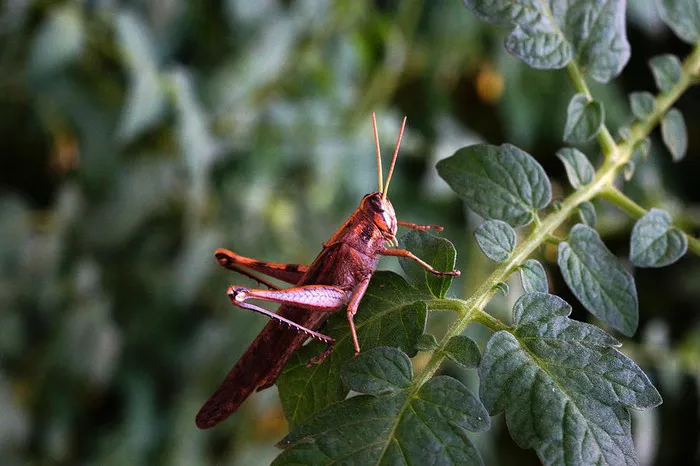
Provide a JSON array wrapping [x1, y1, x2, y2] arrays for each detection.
[[622, 44, 700, 155], [601, 186, 700, 256], [412, 42, 700, 391], [600, 186, 647, 217], [470, 308, 510, 332]]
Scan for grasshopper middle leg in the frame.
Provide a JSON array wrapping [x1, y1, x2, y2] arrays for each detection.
[[345, 277, 371, 356], [397, 220, 444, 232], [380, 248, 461, 276]]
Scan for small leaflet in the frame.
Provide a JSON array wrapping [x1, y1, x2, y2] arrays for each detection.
[[556, 147, 594, 189], [563, 94, 604, 144], [629, 92, 655, 120], [630, 208, 688, 268], [557, 225, 638, 336], [649, 54, 682, 93], [661, 108, 687, 162], [519, 259, 548, 293], [474, 220, 516, 263], [415, 333, 439, 352], [399, 230, 457, 298], [443, 335, 482, 368], [577, 202, 597, 227]]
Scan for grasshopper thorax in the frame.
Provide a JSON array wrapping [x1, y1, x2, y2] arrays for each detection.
[[360, 192, 397, 237]]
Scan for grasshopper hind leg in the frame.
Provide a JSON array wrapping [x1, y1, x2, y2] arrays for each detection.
[[226, 285, 344, 367], [228, 292, 335, 344]]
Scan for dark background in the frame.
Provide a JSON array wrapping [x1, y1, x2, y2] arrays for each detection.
[[0, 1, 698, 464]]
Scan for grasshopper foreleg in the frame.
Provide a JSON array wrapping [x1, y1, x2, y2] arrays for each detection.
[[346, 277, 371, 356], [380, 248, 461, 277], [397, 220, 444, 232]]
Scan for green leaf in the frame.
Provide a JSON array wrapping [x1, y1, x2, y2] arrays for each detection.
[[630, 208, 688, 268], [629, 91, 655, 120], [473, 220, 516, 263], [341, 347, 413, 394], [399, 230, 456, 298], [649, 54, 682, 93], [563, 94, 604, 144], [463, 0, 629, 82], [661, 108, 687, 162], [556, 147, 594, 189], [657, 0, 700, 43], [519, 259, 548, 293], [437, 144, 551, 227], [277, 272, 430, 427], [276, 347, 489, 465], [578, 201, 597, 227], [415, 334, 438, 352], [480, 293, 662, 465], [28, 5, 84, 78], [558, 224, 638, 336], [444, 336, 481, 368]]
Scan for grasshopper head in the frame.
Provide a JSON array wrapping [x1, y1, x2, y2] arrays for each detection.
[[360, 192, 397, 237], [367, 112, 406, 243]]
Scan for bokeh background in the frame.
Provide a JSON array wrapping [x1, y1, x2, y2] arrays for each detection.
[[1, 1, 699, 464]]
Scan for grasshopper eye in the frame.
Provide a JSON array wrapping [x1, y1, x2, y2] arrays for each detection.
[[360, 193, 383, 213], [369, 196, 383, 212]]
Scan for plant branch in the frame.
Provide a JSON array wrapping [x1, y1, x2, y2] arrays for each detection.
[[601, 186, 700, 256], [600, 186, 648, 218], [621, 44, 700, 155], [411, 43, 700, 392]]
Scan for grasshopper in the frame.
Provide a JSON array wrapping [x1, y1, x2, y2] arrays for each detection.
[[196, 114, 460, 429]]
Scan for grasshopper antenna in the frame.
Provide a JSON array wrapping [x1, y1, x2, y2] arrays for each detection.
[[372, 112, 383, 193], [382, 116, 407, 199]]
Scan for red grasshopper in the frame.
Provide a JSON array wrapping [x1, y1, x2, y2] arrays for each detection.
[[196, 114, 460, 429]]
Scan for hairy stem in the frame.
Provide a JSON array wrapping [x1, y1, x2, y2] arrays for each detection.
[[600, 186, 648, 218], [413, 42, 700, 389]]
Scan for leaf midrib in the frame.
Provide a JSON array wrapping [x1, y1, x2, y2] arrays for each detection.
[[513, 331, 627, 462]]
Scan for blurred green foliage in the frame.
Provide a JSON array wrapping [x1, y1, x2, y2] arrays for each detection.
[[1, 0, 699, 464]]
